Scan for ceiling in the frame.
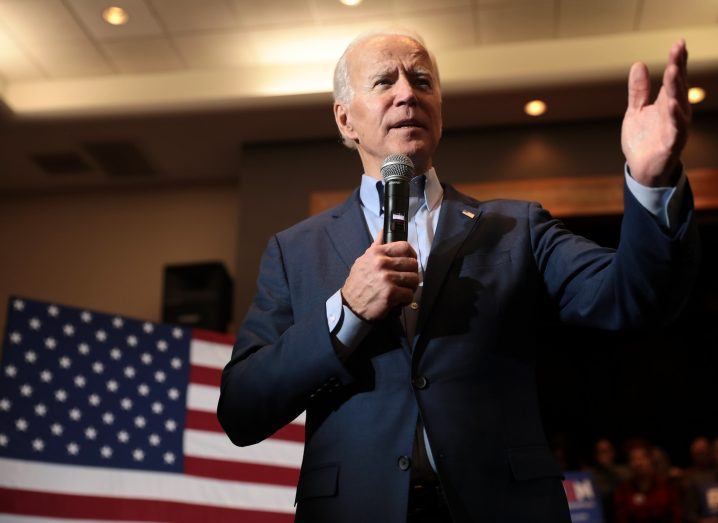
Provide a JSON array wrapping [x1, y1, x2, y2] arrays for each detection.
[[0, 0, 717, 192]]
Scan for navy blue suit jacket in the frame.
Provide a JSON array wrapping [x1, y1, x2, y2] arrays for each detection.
[[218, 181, 699, 522]]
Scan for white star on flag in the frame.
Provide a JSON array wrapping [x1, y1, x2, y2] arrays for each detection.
[[110, 348, 122, 360], [10, 332, 22, 344], [66, 442, 79, 455], [127, 335, 138, 347], [4, 365, 17, 377], [54, 389, 68, 402], [132, 448, 145, 462], [92, 361, 104, 374], [140, 353, 152, 365], [80, 311, 92, 322], [88, 394, 101, 406], [47, 305, 59, 317], [20, 384, 33, 397], [24, 351, 37, 364], [68, 408, 82, 421], [85, 427, 97, 440], [73, 375, 86, 388], [34, 403, 47, 417], [172, 328, 183, 339], [40, 369, 53, 383], [100, 445, 113, 458], [44, 337, 57, 350], [112, 317, 124, 329], [154, 371, 166, 383], [63, 324, 75, 336], [120, 398, 133, 411], [164, 419, 176, 432], [102, 412, 115, 425], [32, 438, 45, 452], [50, 423, 64, 436], [59, 356, 71, 369], [151, 401, 163, 414], [156, 340, 168, 352], [0, 434, 9, 446], [148, 433, 161, 446], [95, 330, 107, 342], [29, 317, 41, 330], [123, 366, 136, 379], [106, 380, 119, 392], [142, 322, 154, 333], [117, 430, 129, 443], [137, 384, 150, 397], [78, 343, 90, 355], [0, 398, 10, 411], [15, 418, 28, 431], [13, 299, 25, 311]]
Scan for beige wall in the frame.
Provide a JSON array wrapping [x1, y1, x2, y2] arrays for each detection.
[[0, 181, 239, 340]]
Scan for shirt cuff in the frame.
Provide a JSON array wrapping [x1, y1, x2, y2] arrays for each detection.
[[624, 163, 687, 230], [325, 289, 372, 361]]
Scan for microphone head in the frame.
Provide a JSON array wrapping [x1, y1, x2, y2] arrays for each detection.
[[380, 154, 414, 183]]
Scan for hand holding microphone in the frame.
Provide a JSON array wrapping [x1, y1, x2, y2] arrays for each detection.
[[340, 155, 418, 322]]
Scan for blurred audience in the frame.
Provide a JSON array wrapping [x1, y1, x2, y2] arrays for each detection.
[[588, 438, 631, 518], [613, 441, 682, 522], [682, 437, 718, 523]]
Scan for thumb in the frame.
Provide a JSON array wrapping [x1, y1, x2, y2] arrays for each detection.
[[372, 228, 384, 246], [628, 62, 651, 110]]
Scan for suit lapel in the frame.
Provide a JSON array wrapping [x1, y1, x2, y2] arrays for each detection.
[[324, 188, 372, 271], [414, 184, 482, 346]]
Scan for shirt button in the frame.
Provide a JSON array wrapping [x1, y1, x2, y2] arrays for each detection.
[[410, 302, 419, 310], [398, 455, 412, 471], [413, 376, 428, 389]]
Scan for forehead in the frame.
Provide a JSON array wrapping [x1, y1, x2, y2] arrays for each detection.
[[348, 35, 434, 77]]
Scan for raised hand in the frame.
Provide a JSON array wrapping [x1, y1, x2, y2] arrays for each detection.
[[621, 39, 691, 187], [341, 229, 419, 322]]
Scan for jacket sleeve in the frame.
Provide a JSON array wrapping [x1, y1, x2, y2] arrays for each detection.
[[217, 234, 356, 447], [529, 180, 700, 330]]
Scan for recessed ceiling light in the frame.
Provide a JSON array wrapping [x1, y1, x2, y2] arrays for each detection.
[[340, 0, 363, 6], [102, 6, 129, 26], [688, 87, 706, 105], [524, 99, 547, 117]]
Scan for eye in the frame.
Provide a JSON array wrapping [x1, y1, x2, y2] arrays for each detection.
[[373, 77, 392, 88]]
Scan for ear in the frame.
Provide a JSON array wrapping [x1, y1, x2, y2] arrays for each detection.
[[333, 101, 358, 142]]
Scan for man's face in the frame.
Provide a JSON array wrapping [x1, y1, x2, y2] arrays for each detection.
[[335, 35, 442, 176]]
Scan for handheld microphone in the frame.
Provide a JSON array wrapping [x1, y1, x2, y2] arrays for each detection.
[[380, 154, 414, 243]]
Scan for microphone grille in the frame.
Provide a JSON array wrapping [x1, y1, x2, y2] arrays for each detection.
[[380, 154, 414, 183]]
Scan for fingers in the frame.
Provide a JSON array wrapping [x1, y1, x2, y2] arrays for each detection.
[[665, 39, 691, 118], [386, 270, 420, 290], [382, 240, 417, 258], [627, 62, 651, 110]]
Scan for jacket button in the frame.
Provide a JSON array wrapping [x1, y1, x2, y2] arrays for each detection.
[[398, 455, 411, 471], [412, 376, 428, 389]]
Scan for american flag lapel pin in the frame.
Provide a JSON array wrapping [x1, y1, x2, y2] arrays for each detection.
[[461, 210, 476, 219]]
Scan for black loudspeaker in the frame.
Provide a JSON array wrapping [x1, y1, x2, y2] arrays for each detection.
[[162, 262, 233, 332]]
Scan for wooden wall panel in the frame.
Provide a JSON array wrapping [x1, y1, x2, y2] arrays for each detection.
[[309, 168, 718, 217]]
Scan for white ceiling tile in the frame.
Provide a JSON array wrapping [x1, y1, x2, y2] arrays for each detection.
[[477, 0, 555, 44], [246, 21, 381, 66], [397, 7, 477, 50], [312, 0, 394, 22], [0, 0, 87, 44], [229, 0, 314, 27], [639, 0, 718, 30], [559, 0, 638, 38], [393, 0, 471, 15], [172, 31, 254, 68], [30, 37, 113, 77], [64, 0, 164, 40], [149, 0, 237, 32], [102, 37, 183, 73], [0, 25, 44, 80]]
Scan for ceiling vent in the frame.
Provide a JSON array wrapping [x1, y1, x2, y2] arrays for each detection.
[[31, 152, 92, 175], [83, 141, 157, 177]]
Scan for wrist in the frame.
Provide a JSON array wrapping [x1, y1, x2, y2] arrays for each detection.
[[340, 288, 374, 324]]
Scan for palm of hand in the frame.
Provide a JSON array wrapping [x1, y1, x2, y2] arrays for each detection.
[[622, 90, 682, 184]]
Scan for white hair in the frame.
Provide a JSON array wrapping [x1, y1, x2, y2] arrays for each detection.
[[333, 29, 441, 149]]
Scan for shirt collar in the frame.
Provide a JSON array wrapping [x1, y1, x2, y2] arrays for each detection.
[[359, 167, 443, 217]]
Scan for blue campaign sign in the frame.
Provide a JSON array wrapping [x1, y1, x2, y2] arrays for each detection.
[[700, 482, 718, 516], [563, 471, 604, 523]]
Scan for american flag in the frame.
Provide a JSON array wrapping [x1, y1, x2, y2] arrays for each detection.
[[0, 296, 304, 522]]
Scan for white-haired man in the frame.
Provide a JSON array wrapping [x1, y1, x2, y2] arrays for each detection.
[[218, 31, 699, 522]]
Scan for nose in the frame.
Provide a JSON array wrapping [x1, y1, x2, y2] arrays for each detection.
[[393, 74, 417, 107]]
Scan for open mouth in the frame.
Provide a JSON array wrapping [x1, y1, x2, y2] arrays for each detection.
[[390, 119, 424, 130]]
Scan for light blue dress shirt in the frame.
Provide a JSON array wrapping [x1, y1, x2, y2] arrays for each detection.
[[326, 165, 686, 472]]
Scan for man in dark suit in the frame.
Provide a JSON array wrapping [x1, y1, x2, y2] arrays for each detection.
[[217, 31, 699, 522]]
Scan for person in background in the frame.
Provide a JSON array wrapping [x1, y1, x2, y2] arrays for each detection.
[[589, 439, 631, 520], [683, 437, 718, 523], [614, 442, 681, 523]]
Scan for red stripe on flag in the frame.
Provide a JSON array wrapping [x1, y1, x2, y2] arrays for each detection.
[[0, 487, 293, 523], [190, 364, 222, 387], [185, 410, 305, 443], [192, 329, 236, 346], [184, 456, 300, 486]]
